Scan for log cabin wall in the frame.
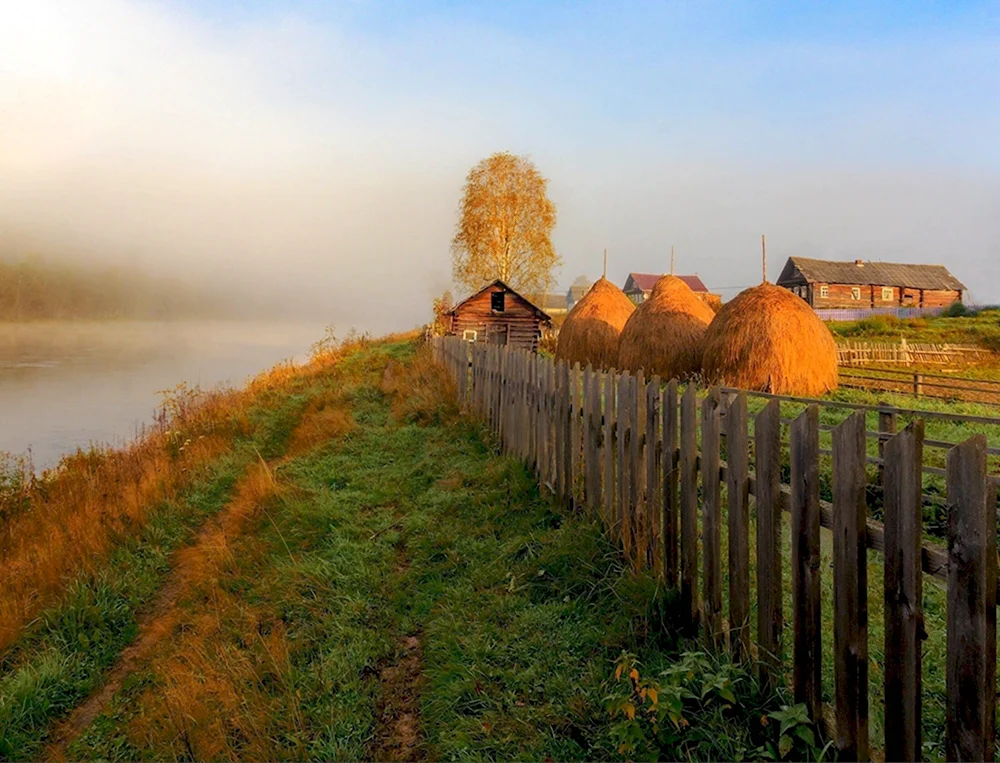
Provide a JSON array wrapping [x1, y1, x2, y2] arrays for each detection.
[[804, 283, 961, 310], [449, 283, 546, 352]]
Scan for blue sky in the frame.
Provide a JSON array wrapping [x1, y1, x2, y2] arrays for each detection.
[[1, 0, 997, 329]]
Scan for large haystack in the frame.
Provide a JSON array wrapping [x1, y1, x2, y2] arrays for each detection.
[[701, 282, 838, 395], [618, 275, 715, 379], [555, 277, 635, 369]]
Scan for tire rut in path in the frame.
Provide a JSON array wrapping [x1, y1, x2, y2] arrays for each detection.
[[368, 543, 426, 762], [44, 461, 277, 761]]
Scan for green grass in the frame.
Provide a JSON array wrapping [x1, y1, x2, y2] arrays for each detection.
[[51, 342, 804, 762], [828, 308, 1000, 353], [0, 387, 312, 759]]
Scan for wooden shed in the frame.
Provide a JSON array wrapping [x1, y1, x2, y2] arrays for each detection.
[[777, 257, 966, 309], [448, 279, 551, 351]]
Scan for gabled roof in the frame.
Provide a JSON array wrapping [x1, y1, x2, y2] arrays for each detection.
[[625, 273, 709, 293], [780, 257, 966, 291], [539, 294, 568, 311], [449, 279, 552, 321]]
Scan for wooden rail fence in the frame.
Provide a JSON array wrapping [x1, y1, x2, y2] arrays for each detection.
[[432, 336, 999, 760], [837, 340, 991, 367]]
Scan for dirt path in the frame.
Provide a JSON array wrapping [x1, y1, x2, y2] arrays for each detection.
[[44, 461, 277, 760], [368, 633, 426, 762]]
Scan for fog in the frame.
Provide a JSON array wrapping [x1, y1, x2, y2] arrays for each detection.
[[2, 0, 998, 333]]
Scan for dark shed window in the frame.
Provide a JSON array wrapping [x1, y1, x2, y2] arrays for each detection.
[[491, 291, 505, 312]]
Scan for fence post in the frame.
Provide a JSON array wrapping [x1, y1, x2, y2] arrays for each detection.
[[618, 372, 631, 555], [913, 372, 923, 398], [631, 371, 645, 569], [662, 379, 679, 588], [583, 366, 596, 516], [755, 399, 783, 692], [604, 372, 617, 534], [883, 420, 924, 763], [680, 382, 700, 635], [702, 388, 723, 649], [726, 391, 750, 661], [569, 362, 584, 508], [946, 435, 996, 762], [563, 362, 574, 506], [646, 376, 662, 576], [832, 411, 869, 761], [791, 404, 822, 722]]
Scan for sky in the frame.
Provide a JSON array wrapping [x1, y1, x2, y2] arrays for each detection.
[[1, 0, 998, 333]]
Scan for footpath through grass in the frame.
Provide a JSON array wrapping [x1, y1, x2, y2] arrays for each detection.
[[0, 339, 808, 761]]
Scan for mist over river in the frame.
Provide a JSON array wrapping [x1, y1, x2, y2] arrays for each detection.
[[0, 321, 330, 470]]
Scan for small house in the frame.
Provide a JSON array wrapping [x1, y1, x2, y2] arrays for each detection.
[[776, 257, 966, 309], [448, 279, 551, 351], [566, 277, 593, 311], [623, 273, 721, 309]]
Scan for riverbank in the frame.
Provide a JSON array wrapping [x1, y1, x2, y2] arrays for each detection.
[[1, 335, 811, 761]]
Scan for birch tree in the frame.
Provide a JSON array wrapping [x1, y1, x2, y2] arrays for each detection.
[[451, 152, 560, 298]]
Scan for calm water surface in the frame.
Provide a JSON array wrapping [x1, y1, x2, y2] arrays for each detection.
[[0, 321, 327, 470]]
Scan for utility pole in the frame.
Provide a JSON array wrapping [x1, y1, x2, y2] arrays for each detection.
[[761, 234, 767, 283]]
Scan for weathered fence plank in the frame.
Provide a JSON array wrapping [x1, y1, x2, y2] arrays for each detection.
[[832, 411, 869, 761], [680, 382, 699, 634], [883, 420, 924, 763], [618, 372, 631, 554], [726, 391, 750, 661], [791, 405, 822, 721], [946, 435, 996, 762], [604, 372, 617, 533], [702, 388, 723, 648], [662, 379, 679, 588], [630, 371, 645, 569], [646, 377, 662, 576], [755, 398, 783, 692]]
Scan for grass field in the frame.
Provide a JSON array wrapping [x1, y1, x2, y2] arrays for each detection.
[[827, 307, 1000, 353], [1, 337, 825, 761], [3, 332, 999, 760]]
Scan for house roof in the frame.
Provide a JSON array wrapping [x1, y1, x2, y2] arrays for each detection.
[[540, 294, 568, 311], [566, 283, 590, 301], [449, 279, 552, 321], [781, 257, 966, 291], [625, 273, 709, 293]]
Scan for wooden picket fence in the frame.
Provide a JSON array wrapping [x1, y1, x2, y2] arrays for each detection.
[[431, 336, 998, 761]]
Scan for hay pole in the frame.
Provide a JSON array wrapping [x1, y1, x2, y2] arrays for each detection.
[[761, 234, 768, 283]]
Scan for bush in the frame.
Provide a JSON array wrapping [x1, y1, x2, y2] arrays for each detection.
[[942, 301, 975, 318]]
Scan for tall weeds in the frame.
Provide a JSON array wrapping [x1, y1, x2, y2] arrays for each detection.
[[0, 331, 376, 654]]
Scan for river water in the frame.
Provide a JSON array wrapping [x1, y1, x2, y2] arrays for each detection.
[[0, 321, 327, 470]]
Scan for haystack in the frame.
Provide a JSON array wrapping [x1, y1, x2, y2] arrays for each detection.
[[701, 282, 838, 395], [555, 277, 635, 369], [618, 275, 715, 379]]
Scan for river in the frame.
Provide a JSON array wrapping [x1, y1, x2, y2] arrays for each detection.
[[0, 321, 328, 470]]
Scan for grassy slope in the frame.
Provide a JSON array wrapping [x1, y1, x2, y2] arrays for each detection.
[[828, 309, 1000, 352], [0, 386, 309, 758], [31, 341, 794, 762]]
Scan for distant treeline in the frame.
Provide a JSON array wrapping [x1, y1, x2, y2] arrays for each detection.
[[0, 256, 232, 321]]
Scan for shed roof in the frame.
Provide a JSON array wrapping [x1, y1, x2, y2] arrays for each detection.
[[449, 279, 552, 321], [626, 273, 709, 293], [781, 257, 966, 290]]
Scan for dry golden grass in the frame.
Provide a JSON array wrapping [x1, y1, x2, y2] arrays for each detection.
[[617, 275, 714, 380], [382, 346, 459, 426], [555, 277, 635, 369], [0, 333, 369, 654], [112, 457, 308, 761], [701, 282, 839, 395]]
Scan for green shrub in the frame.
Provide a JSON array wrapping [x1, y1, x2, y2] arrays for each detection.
[[942, 301, 974, 318]]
